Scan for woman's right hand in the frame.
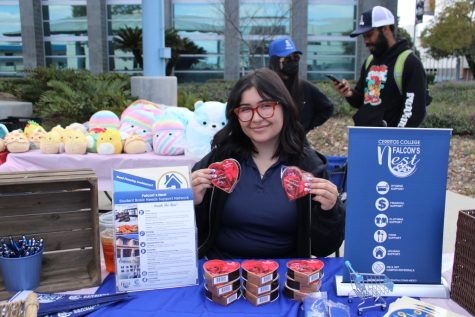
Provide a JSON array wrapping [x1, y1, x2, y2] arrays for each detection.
[[333, 79, 353, 98], [191, 168, 214, 205]]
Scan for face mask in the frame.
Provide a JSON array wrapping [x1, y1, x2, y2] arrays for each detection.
[[281, 60, 299, 76]]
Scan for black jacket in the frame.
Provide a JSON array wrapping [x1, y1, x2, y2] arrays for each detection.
[[298, 80, 334, 132], [192, 147, 345, 259], [346, 40, 427, 127]]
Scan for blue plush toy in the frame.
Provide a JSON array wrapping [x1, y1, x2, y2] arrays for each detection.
[[185, 100, 227, 158], [0, 123, 8, 139]]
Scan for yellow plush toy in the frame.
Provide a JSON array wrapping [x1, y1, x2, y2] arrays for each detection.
[[51, 125, 66, 153], [123, 134, 147, 154], [97, 129, 123, 154], [0, 138, 5, 152], [4, 130, 30, 153], [64, 129, 88, 155], [40, 131, 62, 154], [24, 120, 46, 139], [29, 130, 46, 150]]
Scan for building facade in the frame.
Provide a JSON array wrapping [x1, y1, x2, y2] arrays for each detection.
[[0, 0, 397, 82]]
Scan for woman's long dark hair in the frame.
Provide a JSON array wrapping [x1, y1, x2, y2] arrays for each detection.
[[268, 55, 302, 109], [212, 68, 305, 164]]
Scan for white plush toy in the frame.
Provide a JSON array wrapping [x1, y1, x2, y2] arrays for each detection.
[[185, 100, 227, 158]]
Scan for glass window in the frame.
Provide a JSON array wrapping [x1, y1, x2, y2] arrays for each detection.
[[107, 4, 142, 35], [0, 1, 22, 76], [0, 41, 23, 74], [240, 2, 290, 36], [42, 2, 89, 70], [308, 0, 356, 37], [172, 1, 224, 81], [44, 40, 88, 70], [42, 5, 88, 36], [107, 3, 142, 72], [173, 2, 223, 35], [0, 5, 21, 37], [306, 40, 355, 79], [239, 1, 290, 72]]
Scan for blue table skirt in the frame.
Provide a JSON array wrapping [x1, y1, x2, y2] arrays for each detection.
[[88, 258, 397, 317]]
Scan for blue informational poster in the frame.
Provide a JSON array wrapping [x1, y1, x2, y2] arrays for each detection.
[[344, 127, 451, 284], [112, 166, 198, 292]]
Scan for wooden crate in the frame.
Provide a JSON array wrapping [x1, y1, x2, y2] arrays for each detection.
[[0, 169, 101, 300], [451, 209, 475, 316]]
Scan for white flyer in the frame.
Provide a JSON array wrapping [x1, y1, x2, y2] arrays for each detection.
[[112, 166, 198, 292]]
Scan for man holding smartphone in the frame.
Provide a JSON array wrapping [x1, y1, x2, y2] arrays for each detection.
[[268, 37, 334, 133], [333, 6, 428, 127]]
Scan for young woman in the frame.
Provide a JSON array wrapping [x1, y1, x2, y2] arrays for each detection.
[[191, 68, 345, 259]]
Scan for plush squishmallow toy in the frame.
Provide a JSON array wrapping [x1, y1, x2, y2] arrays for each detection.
[[66, 122, 88, 134], [50, 125, 66, 153], [4, 130, 30, 153], [64, 129, 88, 155], [185, 100, 227, 158], [0, 138, 5, 152], [96, 129, 123, 155], [121, 99, 165, 120], [24, 120, 46, 139], [85, 128, 105, 153], [0, 123, 9, 139], [119, 109, 155, 151], [123, 134, 148, 154], [40, 131, 62, 154], [29, 130, 46, 150], [89, 110, 120, 131], [152, 117, 186, 156]]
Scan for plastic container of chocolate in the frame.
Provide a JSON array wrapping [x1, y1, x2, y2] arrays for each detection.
[[241, 260, 279, 286], [242, 274, 279, 296], [242, 285, 279, 306], [203, 259, 241, 286], [286, 259, 324, 285], [204, 288, 242, 306], [204, 277, 241, 297], [285, 272, 323, 293]]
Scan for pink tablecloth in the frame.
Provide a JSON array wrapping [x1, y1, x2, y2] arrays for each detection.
[[0, 150, 199, 191]]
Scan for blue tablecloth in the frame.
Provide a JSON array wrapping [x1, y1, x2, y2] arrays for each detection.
[[88, 258, 397, 317]]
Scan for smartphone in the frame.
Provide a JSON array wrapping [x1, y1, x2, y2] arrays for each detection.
[[325, 74, 341, 84]]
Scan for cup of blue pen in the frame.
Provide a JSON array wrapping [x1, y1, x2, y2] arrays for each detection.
[[0, 236, 44, 292]]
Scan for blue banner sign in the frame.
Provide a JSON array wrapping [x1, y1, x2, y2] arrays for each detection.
[[344, 127, 451, 284]]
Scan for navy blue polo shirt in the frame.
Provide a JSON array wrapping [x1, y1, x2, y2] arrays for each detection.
[[209, 156, 298, 259]]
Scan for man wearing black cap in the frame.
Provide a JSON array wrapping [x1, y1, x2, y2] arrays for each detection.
[[333, 6, 428, 127], [268, 37, 334, 133]]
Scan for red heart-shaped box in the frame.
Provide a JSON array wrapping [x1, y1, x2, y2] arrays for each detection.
[[242, 260, 279, 286], [203, 260, 241, 285], [286, 259, 324, 285], [209, 159, 240, 193], [281, 166, 309, 201], [286, 272, 323, 293]]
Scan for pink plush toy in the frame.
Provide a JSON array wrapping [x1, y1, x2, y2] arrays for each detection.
[[119, 109, 155, 150], [89, 110, 120, 131], [121, 99, 165, 120], [152, 118, 186, 156]]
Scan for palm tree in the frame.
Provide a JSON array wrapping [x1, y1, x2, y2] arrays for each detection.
[[114, 26, 143, 69], [114, 26, 206, 74]]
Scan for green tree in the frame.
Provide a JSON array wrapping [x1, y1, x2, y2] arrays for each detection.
[[165, 28, 206, 75], [420, 0, 475, 78], [114, 27, 206, 75], [114, 26, 143, 69], [396, 27, 421, 57]]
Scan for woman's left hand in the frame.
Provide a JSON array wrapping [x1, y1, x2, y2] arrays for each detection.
[[304, 176, 339, 210]]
